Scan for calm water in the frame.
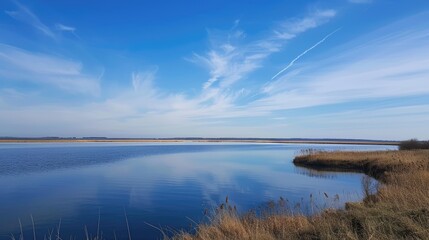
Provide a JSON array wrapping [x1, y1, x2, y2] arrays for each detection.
[[0, 143, 396, 239]]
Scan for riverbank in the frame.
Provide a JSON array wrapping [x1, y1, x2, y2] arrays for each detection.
[[173, 150, 429, 239]]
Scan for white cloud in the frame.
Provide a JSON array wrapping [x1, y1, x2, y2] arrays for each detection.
[[258, 12, 429, 111], [131, 67, 158, 92], [275, 9, 337, 39], [55, 23, 76, 32], [0, 44, 100, 95], [5, 1, 55, 39], [191, 9, 337, 93]]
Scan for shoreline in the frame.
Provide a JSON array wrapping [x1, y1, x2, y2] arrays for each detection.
[[0, 139, 399, 145], [292, 149, 429, 180], [293, 151, 387, 179]]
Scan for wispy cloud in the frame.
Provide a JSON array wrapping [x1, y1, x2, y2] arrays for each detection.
[[55, 23, 76, 32], [190, 9, 337, 92], [0, 44, 100, 95], [55, 23, 80, 39], [132, 67, 158, 92], [5, 1, 55, 39], [271, 28, 341, 80], [274, 9, 337, 39], [258, 12, 429, 111]]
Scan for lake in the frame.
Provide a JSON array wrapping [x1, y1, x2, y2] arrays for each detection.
[[0, 143, 396, 239]]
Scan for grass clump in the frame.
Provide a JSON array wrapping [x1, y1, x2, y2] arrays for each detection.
[[172, 149, 429, 240], [399, 139, 429, 150]]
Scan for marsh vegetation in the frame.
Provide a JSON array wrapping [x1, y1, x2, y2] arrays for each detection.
[[399, 139, 429, 150]]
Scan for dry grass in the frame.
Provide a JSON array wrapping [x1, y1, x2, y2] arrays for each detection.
[[294, 149, 429, 179], [172, 150, 429, 240]]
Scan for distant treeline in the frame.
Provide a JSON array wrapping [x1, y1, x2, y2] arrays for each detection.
[[399, 139, 429, 150]]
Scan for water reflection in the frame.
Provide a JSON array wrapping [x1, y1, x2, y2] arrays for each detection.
[[295, 166, 354, 179], [0, 143, 396, 239]]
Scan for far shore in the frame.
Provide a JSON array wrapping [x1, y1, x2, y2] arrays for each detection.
[[0, 138, 399, 145]]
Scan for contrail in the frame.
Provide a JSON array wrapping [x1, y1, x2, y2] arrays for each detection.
[[271, 28, 341, 80]]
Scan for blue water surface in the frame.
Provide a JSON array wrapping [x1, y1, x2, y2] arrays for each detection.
[[0, 142, 396, 239]]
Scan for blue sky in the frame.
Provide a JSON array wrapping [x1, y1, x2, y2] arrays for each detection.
[[0, 0, 428, 140]]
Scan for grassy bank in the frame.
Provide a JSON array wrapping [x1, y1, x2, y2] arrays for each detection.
[[173, 150, 429, 239]]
